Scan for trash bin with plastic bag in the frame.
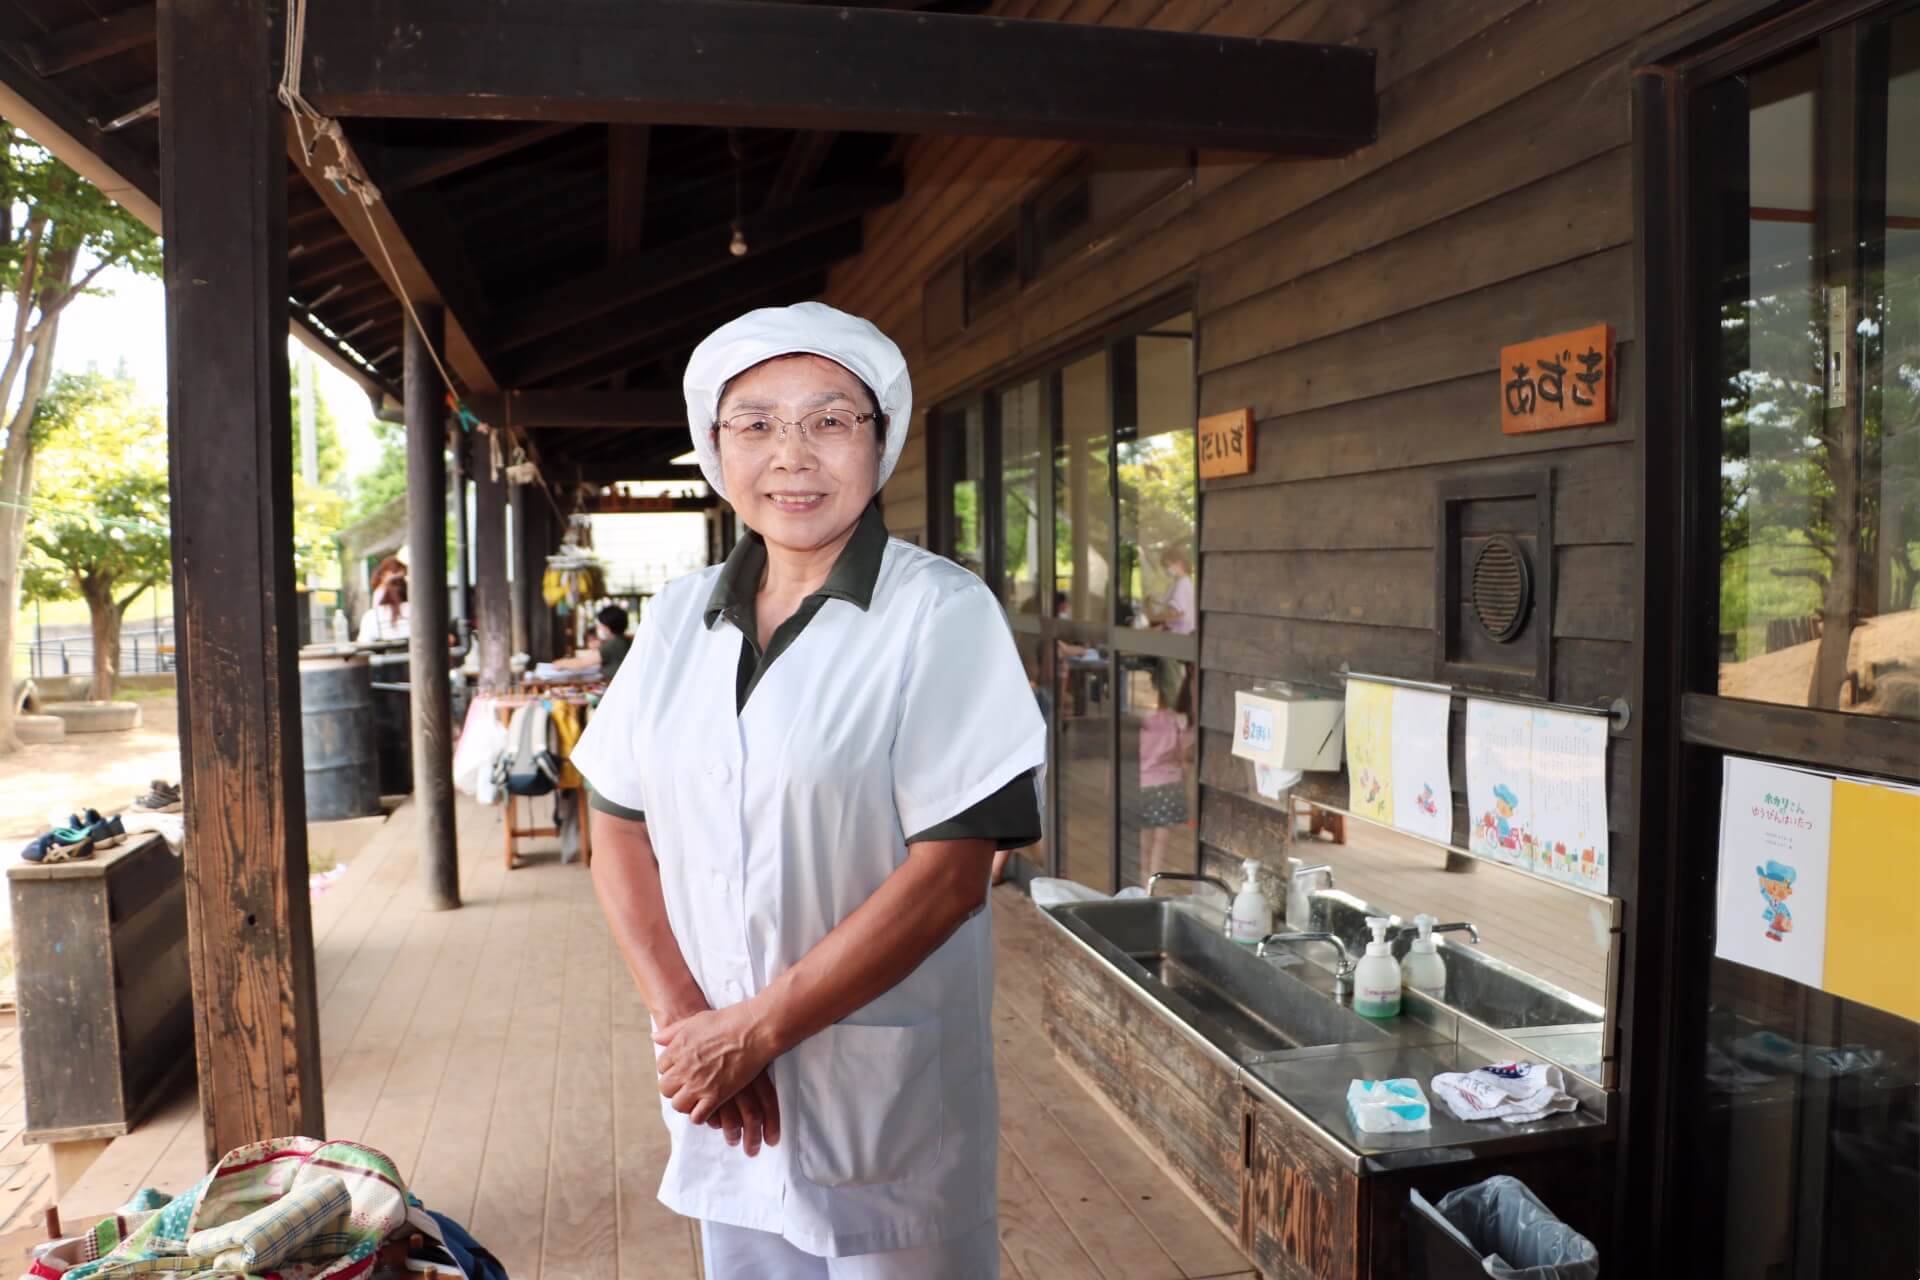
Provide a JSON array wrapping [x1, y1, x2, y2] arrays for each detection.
[[1408, 1174, 1599, 1280]]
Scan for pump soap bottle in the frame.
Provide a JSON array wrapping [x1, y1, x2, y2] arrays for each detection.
[[1401, 913, 1447, 1000], [1229, 859, 1271, 946], [1353, 916, 1403, 1018]]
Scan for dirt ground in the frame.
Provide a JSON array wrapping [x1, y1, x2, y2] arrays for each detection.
[[1718, 609, 1920, 716], [0, 697, 182, 849]]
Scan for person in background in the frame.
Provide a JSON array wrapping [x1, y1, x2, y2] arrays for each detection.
[[1136, 660, 1195, 887], [1146, 548, 1196, 634], [551, 603, 633, 678], [356, 571, 410, 643]]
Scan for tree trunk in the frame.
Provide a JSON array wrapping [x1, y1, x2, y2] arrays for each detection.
[[1809, 417, 1863, 709], [85, 579, 122, 701], [0, 320, 60, 753]]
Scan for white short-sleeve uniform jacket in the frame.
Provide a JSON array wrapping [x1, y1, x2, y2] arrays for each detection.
[[570, 536, 1046, 1259]]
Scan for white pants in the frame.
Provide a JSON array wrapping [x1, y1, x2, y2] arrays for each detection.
[[699, 1216, 999, 1279]]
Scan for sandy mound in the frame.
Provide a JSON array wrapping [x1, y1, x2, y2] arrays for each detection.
[[1719, 609, 1920, 717]]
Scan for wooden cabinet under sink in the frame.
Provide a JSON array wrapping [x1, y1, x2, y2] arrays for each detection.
[[1243, 1092, 1362, 1280]]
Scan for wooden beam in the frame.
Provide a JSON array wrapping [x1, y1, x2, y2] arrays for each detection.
[[406, 305, 460, 912], [578, 492, 720, 515], [476, 388, 684, 429], [379, 122, 578, 192], [577, 461, 705, 486], [608, 124, 649, 258], [299, 0, 1377, 155], [498, 167, 899, 353], [471, 431, 512, 690], [285, 121, 503, 393], [24, 4, 155, 77], [529, 271, 831, 389], [159, 0, 322, 1163]]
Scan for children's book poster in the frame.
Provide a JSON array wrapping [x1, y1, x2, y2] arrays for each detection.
[[1388, 687, 1454, 844], [1826, 779, 1920, 1022], [1528, 708, 1610, 889], [1344, 680, 1395, 824], [1715, 757, 1833, 989], [1466, 699, 1533, 869]]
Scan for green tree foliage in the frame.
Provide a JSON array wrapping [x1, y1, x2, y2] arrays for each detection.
[[347, 416, 409, 524], [0, 127, 161, 748], [22, 371, 170, 700]]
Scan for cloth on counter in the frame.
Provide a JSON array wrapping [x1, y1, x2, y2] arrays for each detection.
[[116, 811, 183, 853], [1431, 1061, 1579, 1124], [528, 662, 599, 683]]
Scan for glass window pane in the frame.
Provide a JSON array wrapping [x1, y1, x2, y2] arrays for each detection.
[[1013, 631, 1052, 873], [1119, 316, 1197, 634], [1057, 637, 1112, 892], [1119, 656, 1196, 890], [1055, 351, 1112, 623], [1715, 45, 1920, 719], [997, 378, 1045, 613], [1864, 17, 1920, 721], [940, 402, 986, 579]]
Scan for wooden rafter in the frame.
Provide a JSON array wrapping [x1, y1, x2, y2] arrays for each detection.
[[298, 0, 1377, 155]]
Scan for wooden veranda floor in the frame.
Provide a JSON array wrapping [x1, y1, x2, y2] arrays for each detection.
[[54, 795, 1254, 1280]]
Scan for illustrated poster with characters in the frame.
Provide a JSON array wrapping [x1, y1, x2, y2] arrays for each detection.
[[1715, 757, 1833, 989], [1466, 699, 1534, 869], [1528, 708, 1610, 889], [1388, 687, 1453, 844], [1344, 680, 1395, 824]]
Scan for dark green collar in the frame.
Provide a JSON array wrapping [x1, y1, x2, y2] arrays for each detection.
[[703, 502, 889, 630]]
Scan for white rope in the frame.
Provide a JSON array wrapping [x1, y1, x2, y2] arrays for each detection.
[[275, 0, 517, 487]]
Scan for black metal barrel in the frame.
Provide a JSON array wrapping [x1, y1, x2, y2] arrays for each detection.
[[366, 648, 414, 797], [299, 655, 381, 821]]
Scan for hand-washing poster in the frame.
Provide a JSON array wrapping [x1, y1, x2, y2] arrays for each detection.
[[1466, 701, 1610, 888], [1466, 700, 1533, 870], [1716, 758, 1834, 990], [1344, 680, 1395, 823], [1716, 758, 1920, 1020], [1388, 687, 1454, 844], [1528, 708, 1610, 889]]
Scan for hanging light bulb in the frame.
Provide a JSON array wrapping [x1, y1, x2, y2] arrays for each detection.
[[729, 223, 749, 257], [727, 129, 749, 257]]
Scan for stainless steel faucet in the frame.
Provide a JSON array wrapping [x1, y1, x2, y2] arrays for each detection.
[[1285, 859, 1335, 928], [1256, 931, 1356, 997], [1391, 920, 1482, 945], [1146, 872, 1237, 936]]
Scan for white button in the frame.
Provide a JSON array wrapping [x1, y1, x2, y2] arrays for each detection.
[[726, 979, 744, 999], [713, 761, 733, 785]]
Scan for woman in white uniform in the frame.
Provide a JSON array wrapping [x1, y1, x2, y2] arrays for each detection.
[[571, 302, 1045, 1279]]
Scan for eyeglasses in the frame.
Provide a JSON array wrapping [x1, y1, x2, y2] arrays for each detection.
[[714, 408, 880, 450]]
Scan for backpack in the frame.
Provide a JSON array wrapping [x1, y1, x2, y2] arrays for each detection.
[[492, 700, 560, 798]]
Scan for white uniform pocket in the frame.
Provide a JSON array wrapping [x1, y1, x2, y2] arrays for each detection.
[[793, 1018, 943, 1188]]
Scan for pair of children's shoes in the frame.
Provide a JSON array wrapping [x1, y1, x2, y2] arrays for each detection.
[[132, 780, 182, 813], [19, 809, 125, 864]]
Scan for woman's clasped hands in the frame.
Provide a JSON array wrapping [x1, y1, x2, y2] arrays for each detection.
[[654, 1002, 782, 1156]]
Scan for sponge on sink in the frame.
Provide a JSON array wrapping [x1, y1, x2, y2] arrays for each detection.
[[1346, 1078, 1433, 1132]]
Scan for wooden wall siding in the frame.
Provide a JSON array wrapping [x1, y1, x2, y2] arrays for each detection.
[[821, 0, 1761, 913]]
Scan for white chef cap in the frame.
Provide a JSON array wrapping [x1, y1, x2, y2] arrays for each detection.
[[683, 301, 912, 501]]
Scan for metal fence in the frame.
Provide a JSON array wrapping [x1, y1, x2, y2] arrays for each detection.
[[17, 625, 175, 679]]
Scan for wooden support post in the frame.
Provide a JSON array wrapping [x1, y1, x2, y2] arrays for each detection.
[[517, 490, 554, 663], [159, 0, 322, 1160], [508, 481, 530, 659], [406, 306, 460, 912], [450, 437, 470, 637], [471, 432, 511, 690]]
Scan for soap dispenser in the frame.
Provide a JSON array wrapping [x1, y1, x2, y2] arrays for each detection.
[[1353, 916, 1403, 1018], [1228, 859, 1271, 946], [1400, 913, 1447, 1000]]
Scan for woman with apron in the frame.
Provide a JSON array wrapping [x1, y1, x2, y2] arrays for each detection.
[[571, 302, 1045, 1278]]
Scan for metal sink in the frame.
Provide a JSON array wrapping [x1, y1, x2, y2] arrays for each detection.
[[1045, 898, 1392, 1063]]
